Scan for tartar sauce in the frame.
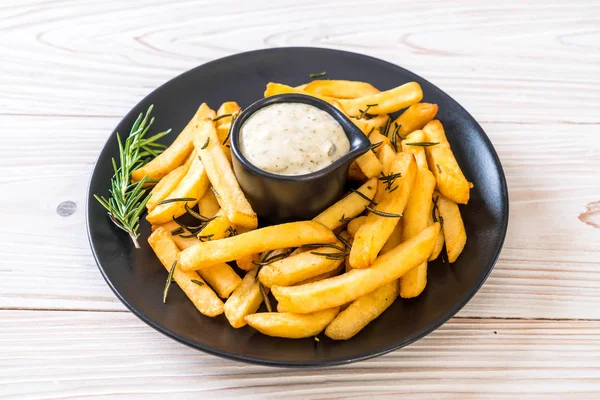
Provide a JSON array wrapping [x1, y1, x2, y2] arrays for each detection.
[[239, 103, 350, 175]]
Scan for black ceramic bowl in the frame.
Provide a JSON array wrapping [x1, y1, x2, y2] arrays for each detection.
[[87, 47, 508, 367], [230, 94, 371, 223]]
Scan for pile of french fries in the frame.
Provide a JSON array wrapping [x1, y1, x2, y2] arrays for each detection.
[[133, 79, 470, 340]]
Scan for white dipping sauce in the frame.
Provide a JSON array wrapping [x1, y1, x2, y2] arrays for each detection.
[[239, 103, 350, 176]]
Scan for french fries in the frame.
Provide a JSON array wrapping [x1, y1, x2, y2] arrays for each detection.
[[258, 240, 345, 287], [194, 118, 258, 228], [198, 189, 220, 218], [352, 114, 390, 135], [349, 153, 417, 268], [245, 308, 340, 339], [146, 158, 192, 211], [296, 264, 344, 285], [196, 209, 232, 240], [355, 150, 383, 179], [380, 219, 403, 254], [374, 143, 397, 204], [324, 281, 398, 340], [272, 223, 440, 314], [347, 216, 366, 237], [132, 103, 215, 182], [216, 102, 241, 161], [400, 168, 436, 298], [337, 82, 423, 116], [302, 80, 379, 99], [423, 120, 470, 204], [147, 228, 223, 316], [392, 103, 438, 137], [434, 191, 467, 263], [178, 221, 336, 270], [313, 178, 377, 230], [236, 254, 260, 271], [224, 268, 263, 328], [146, 156, 210, 225], [401, 130, 428, 169], [152, 221, 242, 298], [348, 162, 367, 181], [369, 131, 391, 156]]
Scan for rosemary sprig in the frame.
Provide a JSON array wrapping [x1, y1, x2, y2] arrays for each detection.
[[170, 227, 185, 236], [252, 250, 293, 267], [94, 105, 171, 248], [380, 118, 391, 138], [200, 137, 210, 149], [309, 71, 327, 78], [184, 204, 215, 222], [349, 188, 377, 205], [366, 205, 402, 218], [213, 113, 233, 122], [390, 122, 406, 152], [366, 127, 375, 138], [163, 260, 177, 303], [405, 142, 439, 147], [310, 251, 347, 260], [370, 141, 383, 153], [302, 243, 348, 252], [191, 279, 204, 286], [339, 214, 354, 223], [379, 172, 402, 192], [335, 233, 352, 250], [221, 110, 240, 146], [357, 104, 377, 120], [157, 197, 196, 206]]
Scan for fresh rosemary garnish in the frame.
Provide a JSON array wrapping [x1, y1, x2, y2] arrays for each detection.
[[357, 104, 377, 120], [94, 105, 171, 248], [309, 71, 327, 78], [339, 214, 354, 223], [225, 226, 238, 238], [302, 243, 348, 252], [370, 141, 383, 153], [432, 196, 440, 223], [213, 113, 233, 122], [163, 260, 177, 303], [200, 137, 210, 149], [191, 279, 204, 286], [405, 142, 439, 147], [197, 234, 214, 242], [310, 251, 347, 260], [379, 172, 402, 192], [390, 122, 406, 152], [349, 188, 377, 205], [252, 250, 292, 267], [157, 197, 196, 206], [366, 205, 402, 218], [221, 111, 240, 146], [178, 233, 199, 239], [170, 227, 185, 236], [184, 204, 214, 222], [436, 164, 442, 173], [211, 188, 220, 198], [259, 282, 272, 312], [367, 127, 374, 138], [335, 233, 352, 250], [380, 118, 391, 138]]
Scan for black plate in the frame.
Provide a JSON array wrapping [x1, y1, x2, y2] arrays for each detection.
[[87, 47, 508, 367]]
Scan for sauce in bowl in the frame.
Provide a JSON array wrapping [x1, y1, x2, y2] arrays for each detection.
[[239, 102, 350, 176]]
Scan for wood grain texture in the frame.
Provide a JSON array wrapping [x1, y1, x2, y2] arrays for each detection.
[[0, 0, 599, 397], [1, 311, 599, 399]]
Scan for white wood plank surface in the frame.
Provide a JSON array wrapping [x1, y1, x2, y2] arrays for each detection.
[[0, 0, 599, 397]]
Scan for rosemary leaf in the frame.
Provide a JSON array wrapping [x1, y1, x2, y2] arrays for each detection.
[[405, 142, 439, 147], [339, 214, 354, 223], [157, 197, 196, 206], [213, 113, 233, 122], [163, 260, 177, 303], [170, 227, 185, 236], [366, 205, 402, 218], [335, 233, 352, 249], [259, 282, 272, 312], [200, 137, 210, 149], [370, 141, 383, 153], [191, 279, 204, 286], [349, 188, 377, 205], [309, 71, 327, 78]]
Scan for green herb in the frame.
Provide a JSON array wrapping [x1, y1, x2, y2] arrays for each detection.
[[302, 243, 348, 252], [200, 137, 210, 149], [252, 250, 292, 267], [191, 279, 204, 286], [349, 188, 377, 205], [170, 227, 185, 236], [370, 141, 383, 153], [436, 164, 442, 173], [213, 113, 233, 122], [432, 196, 439, 223], [379, 172, 402, 192], [366, 127, 375, 138], [339, 214, 354, 223], [163, 260, 177, 303], [94, 105, 171, 248], [196, 234, 214, 242], [310, 251, 347, 260], [309, 71, 327, 78], [380, 118, 391, 138], [225, 226, 238, 237], [390, 122, 406, 152], [259, 282, 272, 312], [357, 104, 377, 120], [335, 233, 352, 250], [366, 205, 402, 218], [157, 197, 196, 206], [222, 111, 240, 146], [184, 204, 215, 222], [405, 142, 439, 147]]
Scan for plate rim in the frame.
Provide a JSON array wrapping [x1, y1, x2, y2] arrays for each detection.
[[86, 46, 509, 367]]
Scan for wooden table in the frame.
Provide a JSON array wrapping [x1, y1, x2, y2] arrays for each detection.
[[1, 0, 599, 398]]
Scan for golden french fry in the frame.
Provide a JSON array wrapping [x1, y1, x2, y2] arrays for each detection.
[[194, 118, 258, 228], [348, 162, 367, 181], [196, 209, 232, 241], [302, 80, 379, 99], [428, 201, 445, 261], [132, 104, 215, 182], [374, 143, 397, 203], [400, 168, 437, 298], [369, 131, 390, 156], [434, 191, 467, 263], [272, 223, 440, 314], [178, 221, 336, 270], [153, 221, 242, 298], [258, 241, 345, 287], [146, 156, 209, 225], [380, 219, 403, 254], [295, 83, 309, 90], [347, 216, 366, 238], [401, 130, 428, 169], [224, 268, 263, 328], [146, 157, 192, 211], [147, 228, 223, 316], [264, 83, 335, 104], [324, 281, 398, 340], [216, 102, 241, 162], [391, 103, 438, 137], [423, 120, 470, 204], [349, 153, 417, 268], [236, 254, 259, 271], [198, 189, 220, 218], [355, 150, 383, 179], [313, 178, 377, 230], [296, 263, 344, 285], [338, 82, 423, 117], [352, 114, 390, 135], [245, 308, 339, 338]]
